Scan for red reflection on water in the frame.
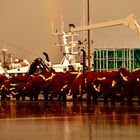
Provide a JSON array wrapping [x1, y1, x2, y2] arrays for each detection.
[[0, 101, 140, 126]]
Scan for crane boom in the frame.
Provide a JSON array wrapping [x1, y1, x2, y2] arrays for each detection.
[[70, 14, 140, 34]]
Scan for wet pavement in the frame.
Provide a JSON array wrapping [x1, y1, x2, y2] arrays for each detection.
[[0, 101, 140, 140]]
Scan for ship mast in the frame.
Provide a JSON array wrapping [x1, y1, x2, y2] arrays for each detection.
[[87, 0, 91, 71], [1, 48, 8, 68]]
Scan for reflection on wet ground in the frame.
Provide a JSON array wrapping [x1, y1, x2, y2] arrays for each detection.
[[0, 101, 140, 140]]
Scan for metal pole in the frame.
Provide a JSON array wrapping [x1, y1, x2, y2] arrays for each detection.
[[87, 0, 91, 71], [81, 49, 86, 72]]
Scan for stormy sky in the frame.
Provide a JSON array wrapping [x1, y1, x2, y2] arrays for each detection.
[[0, 0, 140, 63]]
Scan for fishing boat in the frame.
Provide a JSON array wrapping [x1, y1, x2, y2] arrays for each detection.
[[0, 13, 140, 77]]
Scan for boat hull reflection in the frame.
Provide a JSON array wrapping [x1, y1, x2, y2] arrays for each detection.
[[0, 101, 140, 140]]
